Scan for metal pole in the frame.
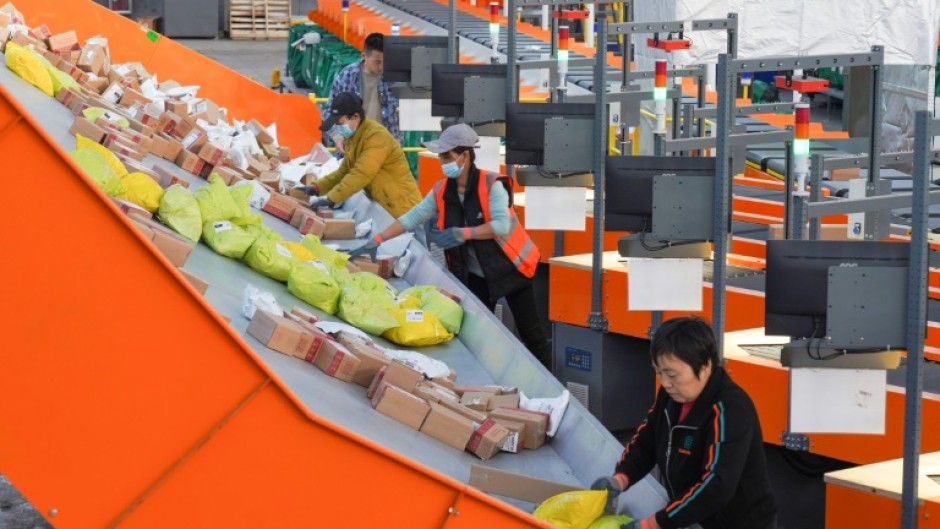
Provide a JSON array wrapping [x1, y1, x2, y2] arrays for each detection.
[[867, 47, 884, 184], [808, 154, 823, 240], [711, 52, 734, 359], [507, 0, 517, 102], [697, 74, 706, 139], [900, 110, 931, 529], [671, 85, 681, 140], [783, 139, 793, 239], [448, 0, 457, 63], [588, 15, 608, 332]]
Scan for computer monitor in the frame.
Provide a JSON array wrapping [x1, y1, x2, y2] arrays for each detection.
[[505, 102, 595, 167], [384, 36, 453, 86], [431, 64, 507, 120], [604, 155, 717, 232], [765, 240, 909, 348]]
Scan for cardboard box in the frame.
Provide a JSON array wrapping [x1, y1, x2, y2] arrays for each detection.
[[259, 171, 280, 189], [192, 98, 221, 124], [289, 306, 319, 325], [111, 197, 153, 221], [289, 207, 310, 228], [30, 24, 52, 40], [246, 156, 270, 177], [120, 159, 160, 183], [345, 260, 363, 274], [180, 129, 208, 152], [262, 193, 296, 223], [248, 119, 275, 144], [175, 149, 206, 175], [11, 32, 46, 52], [454, 385, 503, 397], [130, 218, 155, 242], [383, 360, 425, 392], [488, 408, 550, 450], [322, 218, 356, 240], [83, 76, 109, 94], [829, 167, 861, 182], [288, 187, 310, 201], [68, 117, 106, 143], [421, 401, 476, 450], [367, 366, 388, 400], [343, 339, 390, 387], [468, 465, 580, 504], [198, 142, 226, 166], [119, 87, 152, 108], [468, 419, 510, 460], [100, 82, 125, 105], [313, 340, 360, 382], [211, 166, 239, 186], [153, 165, 191, 189], [164, 98, 188, 116], [198, 162, 217, 180], [247, 310, 305, 356], [431, 376, 456, 391], [493, 419, 526, 453], [413, 381, 460, 404], [438, 398, 489, 424], [159, 133, 183, 162], [278, 146, 292, 163], [372, 383, 431, 430], [148, 134, 170, 160], [299, 212, 326, 237], [487, 393, 521, 411], [351, 255, 397, 279], [293, 327, 329, 364], [106, 138, 146, 161], [58, 61, 87, 83], [461, 392, 491, 412], [157, 112, 183, 136], [178, 268, 209, 295], [768, 223, 852, 241], [118, 129, 154, 153], [150, 229, 194, 267]]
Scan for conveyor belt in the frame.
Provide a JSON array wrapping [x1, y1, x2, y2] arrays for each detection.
[[0, 46, 674, 519]]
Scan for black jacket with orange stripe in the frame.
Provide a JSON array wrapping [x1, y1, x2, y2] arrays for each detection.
[[614, 367, 777, 529]]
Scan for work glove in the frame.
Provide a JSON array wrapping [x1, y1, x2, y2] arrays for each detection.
[[295, 184, 318, 196], [348, 236, 381, 262], [591, 476, 624, 514], [431, 227, 471, 250], [308, 196, 335, 210], [622, 516, 657, 529]]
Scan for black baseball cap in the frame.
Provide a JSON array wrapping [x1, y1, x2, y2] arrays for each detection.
[[320, 92, 363, 131]]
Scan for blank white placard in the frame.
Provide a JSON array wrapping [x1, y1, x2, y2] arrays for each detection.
[[789, 368, 886, 434], [523, 187, 586, 231], [627, 258, 703, 311], [477, 136, 501, 173], [399, 99, 442, 132]]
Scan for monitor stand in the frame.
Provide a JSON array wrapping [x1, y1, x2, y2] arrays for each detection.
[[515, 166, 593, 187], [780, 340, 902, 369], [390, 84, 431, 100], [617, 234, 711, 259], [440, 117, 505, 138]]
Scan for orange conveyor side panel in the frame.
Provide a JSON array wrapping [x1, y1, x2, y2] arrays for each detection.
[[824, 485, 940, 529], [21, 0, 321, 155], [0, 20, 550, 529]]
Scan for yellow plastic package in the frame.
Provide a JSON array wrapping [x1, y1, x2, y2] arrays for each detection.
[[68, 147, 127, 197], [287, 261, 341, 314], [337, 285, 400, 336], [381, 296, 454, 347], [202, 220, 258, 259], [299, 234, 349, 269], [82, 107, 130, 129], [195, 174, 241, 223], [76, 134, 128, 178], [533, 490, 608, 529], [158, 184, 203, 242], [33, 51, 79, 96], [402, 285, 463, 334], [587, 515, 634, 529], [5, 43, 54, 96], [244, 235, 296, 283], [121, 172, 164, 212]]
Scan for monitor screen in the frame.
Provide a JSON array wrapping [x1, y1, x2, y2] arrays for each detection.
[[505, 102, 595, 166], [384, 36, 453, 83], [604, 155, 717, 232], [431, 64, 507, 118], [765, 240, 910, 340]]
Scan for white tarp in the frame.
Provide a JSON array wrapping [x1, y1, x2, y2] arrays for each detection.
[[633, 1, 940, 68]]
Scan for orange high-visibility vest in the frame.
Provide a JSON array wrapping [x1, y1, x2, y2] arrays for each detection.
[[433, 170, 540, 279]]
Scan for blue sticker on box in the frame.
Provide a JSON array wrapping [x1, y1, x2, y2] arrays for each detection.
[[564, 347, 592, 372]]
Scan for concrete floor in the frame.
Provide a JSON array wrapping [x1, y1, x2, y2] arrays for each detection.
[[177, 38, 288, 83]]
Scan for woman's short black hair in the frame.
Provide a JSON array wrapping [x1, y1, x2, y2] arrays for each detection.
[[650, 316, 718, 377], [451, 146, 476, 164]]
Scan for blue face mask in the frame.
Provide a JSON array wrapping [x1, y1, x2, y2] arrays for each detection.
[[441, 160, 463, 179], [336, 122, 355, 138]]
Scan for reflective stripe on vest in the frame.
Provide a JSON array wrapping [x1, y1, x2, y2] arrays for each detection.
[[433, 171, 540, 278]]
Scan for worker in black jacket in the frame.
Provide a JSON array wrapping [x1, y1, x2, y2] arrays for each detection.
[[592, 317, 777, 529]]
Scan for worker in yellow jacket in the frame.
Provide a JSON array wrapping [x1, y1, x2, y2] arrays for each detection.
[[302, 92, 421, 218]]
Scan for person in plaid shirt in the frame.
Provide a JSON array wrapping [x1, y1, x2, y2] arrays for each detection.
[[327, 32, 401, 153]]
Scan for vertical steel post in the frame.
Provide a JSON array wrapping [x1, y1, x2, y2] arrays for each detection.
[[900, 111, 931, 529], [711, 53, 734, 359], [588, 15, 608, 332], [784, 139, 794, 239], [808, 154, 823, 240], [448, 0, 457, 63]]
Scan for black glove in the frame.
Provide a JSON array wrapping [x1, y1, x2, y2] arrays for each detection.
[[295, 184, 318, 196], [348, 237, 380, 262], [591, 476, 623, 514], [308, 196, 334, 210]]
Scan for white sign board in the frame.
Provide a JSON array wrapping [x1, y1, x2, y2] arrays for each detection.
[[789, 368, 887, 434], [523, 187, 586, 231], [627, 258, 703, 311]]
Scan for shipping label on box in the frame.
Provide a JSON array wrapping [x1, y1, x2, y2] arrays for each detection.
[[468, 419, 510, 460], [493, 419, 526, 453], [373, 383, 431, 431], [488, 408, 550, 450], [101, 82, 124, 105]]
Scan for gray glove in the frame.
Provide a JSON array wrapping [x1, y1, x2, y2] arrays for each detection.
[[348, 238, 380, 262], [295, 184, 318, 196], [591, 476, 623, 514], [308, 196, 334, 210]]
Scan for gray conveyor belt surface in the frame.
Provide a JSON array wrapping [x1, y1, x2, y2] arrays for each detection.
[[0, 53, 673, 519]]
